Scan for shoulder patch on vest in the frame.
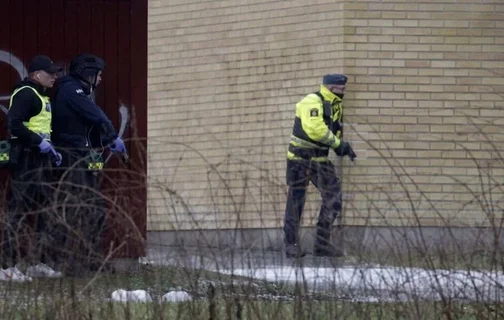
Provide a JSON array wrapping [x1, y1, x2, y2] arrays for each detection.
[[310, 108, 319, 117]]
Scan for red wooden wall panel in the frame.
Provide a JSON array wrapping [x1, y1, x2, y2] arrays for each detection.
[[0, 0, 12, 205], [0, 0, 148, 259], [129, 0, 148, 257]]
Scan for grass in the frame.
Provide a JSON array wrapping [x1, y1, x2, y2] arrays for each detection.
[[1, 298, 503, 319], [0, 250, 503, 319], [0, 264, 256, 303], [0, 264, 299, 319]]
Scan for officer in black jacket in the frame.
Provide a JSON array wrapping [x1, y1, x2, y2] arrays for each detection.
[[51, 53, 127, 275], [2, 55, 63, 281]]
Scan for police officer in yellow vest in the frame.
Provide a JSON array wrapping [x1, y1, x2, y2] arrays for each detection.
[[1, 55, 63, 281], [284, 74, 356, 258]]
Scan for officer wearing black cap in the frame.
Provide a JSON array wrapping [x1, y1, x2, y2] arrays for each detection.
[[283, 73, 356, 258], [51, 53, 127, 276], [2, 55, 64, 281]]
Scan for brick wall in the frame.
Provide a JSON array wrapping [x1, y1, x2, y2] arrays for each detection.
[[147, 0, 504, 231], [341, 1, 504, 227]]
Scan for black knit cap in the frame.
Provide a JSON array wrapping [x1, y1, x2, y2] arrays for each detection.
[[322, 74, 348, 85]]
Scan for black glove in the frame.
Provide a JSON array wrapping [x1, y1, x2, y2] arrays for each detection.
[[334, 141, 356, 162]]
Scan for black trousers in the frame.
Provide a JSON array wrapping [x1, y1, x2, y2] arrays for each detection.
[[2, 144, 54, 268], [52, 148, 106, 274], [283, 159, 342, 248]]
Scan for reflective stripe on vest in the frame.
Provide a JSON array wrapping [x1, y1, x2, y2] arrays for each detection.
[[9, 86, 52, 141]]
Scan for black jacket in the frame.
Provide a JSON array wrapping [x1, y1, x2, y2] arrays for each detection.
[[51, 75, 117, 151], [7, 78, 49, 146]]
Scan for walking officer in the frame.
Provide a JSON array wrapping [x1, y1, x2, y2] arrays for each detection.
[[1, 55, 63, 281], [51, 53, 127, 276], [283, 74, 356, 258]]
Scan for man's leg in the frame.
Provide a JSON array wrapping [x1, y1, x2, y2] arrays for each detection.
[[57, 150, 107, 276], [81, 170, 106, 272], [1, 146, 34, 281], [310, 161, 344, 257], [47, 149, 68, 271], [1, 183, 32, 282], [51, 149, 88, 276], [24, 153, 65, 278], [283, 160, 310, 258], [31, 153, 52, 265], [3, 177, 26, 269]]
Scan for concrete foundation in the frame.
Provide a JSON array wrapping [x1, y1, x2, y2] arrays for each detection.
[[109, 258, 141, 272], [147, 226, 504, 256]]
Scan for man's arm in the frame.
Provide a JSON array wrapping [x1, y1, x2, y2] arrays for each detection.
[[63, 87, 118, 142], [7, 88, 44, 146], [334, 102, 343, 138], [298, 94, 341, 149]]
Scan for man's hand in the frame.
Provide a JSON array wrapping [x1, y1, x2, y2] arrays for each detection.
[[110, 137, 127, 154], [50, 150, 62, 167], [348, 146, 357, 162], [39, 140, 54, 153], [334, 141, 356, 162], [40, 141, 62, 166]]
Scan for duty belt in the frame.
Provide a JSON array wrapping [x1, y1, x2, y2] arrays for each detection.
[[88, 162, 104, 170], [10, 132, 50, 141], [87, 149, 104, 171], [288, 144, 329, 159], [0, 140, 10, 166]]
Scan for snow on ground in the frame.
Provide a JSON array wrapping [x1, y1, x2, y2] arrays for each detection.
[[145, 247, 504, 302], [162, 291, 193, 302], [111, 290, 193, 303], [219, 265, 504, 302], [111, 289, 153, 302]]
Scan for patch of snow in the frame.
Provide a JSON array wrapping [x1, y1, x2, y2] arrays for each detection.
[[350, 296, 382, 303], [139, 257, 154, 265], [111, 289, 153, 302], [220, 265, 504, 302], [255, 293, 292, 301], [162, 291, 192, 302]]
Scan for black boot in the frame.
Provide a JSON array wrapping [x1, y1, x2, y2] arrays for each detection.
[[314, 243, 346, 257], [285, 244, 307, 258], [314, 225, 345, 257]]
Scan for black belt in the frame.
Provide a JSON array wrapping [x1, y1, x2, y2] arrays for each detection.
[[289, 144, 329, 159]]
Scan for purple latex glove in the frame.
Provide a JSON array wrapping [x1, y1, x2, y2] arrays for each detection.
[[110, 137, 126, 153], [39, 140, 53, 153], [39, 140, 62, 166], [52, 151, 62, 167]]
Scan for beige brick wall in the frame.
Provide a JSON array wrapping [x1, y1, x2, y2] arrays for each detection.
[[147, 0, 504, 231], [341, 0, 504, 228]]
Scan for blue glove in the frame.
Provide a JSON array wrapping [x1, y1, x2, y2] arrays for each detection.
[[52, 151, 62, 167], [109, 137, 126, 153], [39, 140, 54, 153]]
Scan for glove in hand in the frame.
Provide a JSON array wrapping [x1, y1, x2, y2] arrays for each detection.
[[110, 137, 126, 153], [52, 151, 62, 167], [335, 141, 357, 162], [39, 140, 53, 153]]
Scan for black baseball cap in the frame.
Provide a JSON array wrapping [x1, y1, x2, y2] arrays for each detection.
[[28, 55, 63, 74]]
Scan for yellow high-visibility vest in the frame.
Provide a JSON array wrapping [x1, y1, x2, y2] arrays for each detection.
[[9, 86, 52, 141]]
